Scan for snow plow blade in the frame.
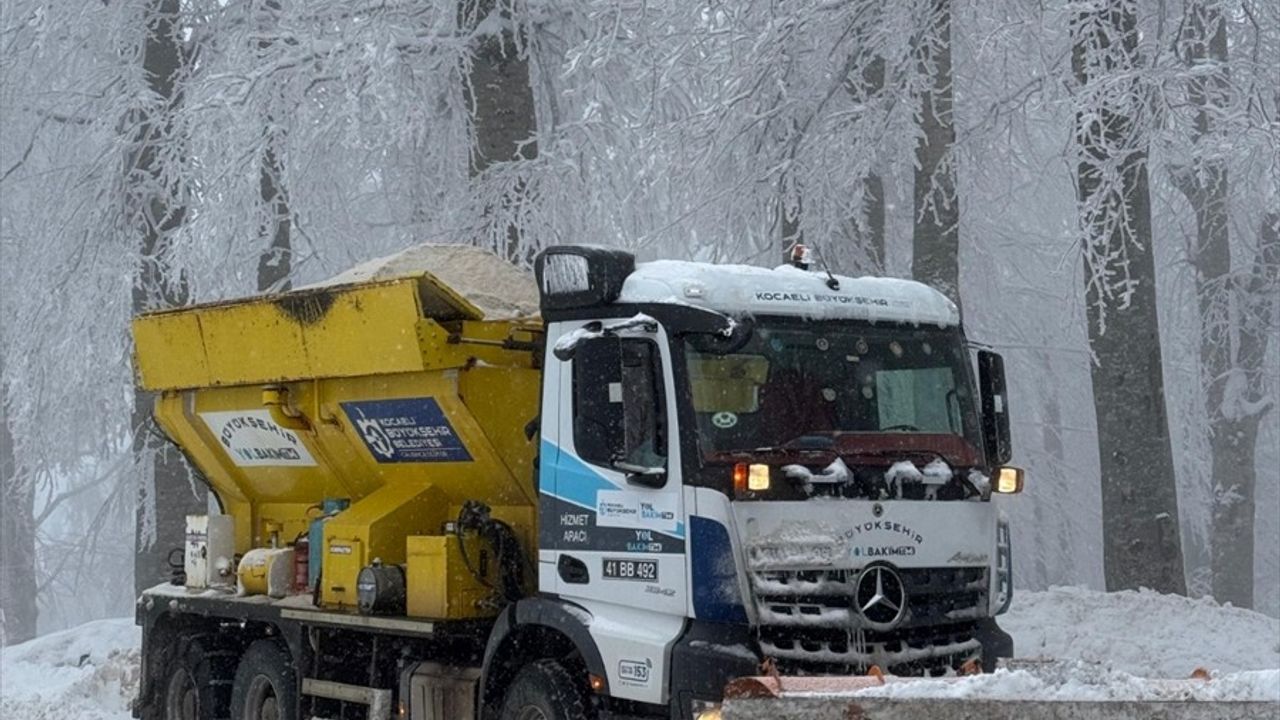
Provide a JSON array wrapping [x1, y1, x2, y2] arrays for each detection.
[[719, 676, 1277, 720]]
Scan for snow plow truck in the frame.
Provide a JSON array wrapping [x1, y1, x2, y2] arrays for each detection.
[[131, 243, 1024, 720]]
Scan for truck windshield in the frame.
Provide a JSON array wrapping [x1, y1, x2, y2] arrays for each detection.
[[685, 320, 983, 466]]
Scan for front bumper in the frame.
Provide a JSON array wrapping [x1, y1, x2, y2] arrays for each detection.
[[733, 500, 1007, 677]]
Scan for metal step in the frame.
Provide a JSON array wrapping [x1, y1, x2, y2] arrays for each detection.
[[301, 678, 393, 720]]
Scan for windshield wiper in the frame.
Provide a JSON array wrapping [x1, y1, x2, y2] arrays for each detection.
[[743, 435, 836, 455]]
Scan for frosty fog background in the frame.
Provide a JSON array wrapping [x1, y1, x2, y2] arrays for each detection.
[[0, 0, 1277, 682]]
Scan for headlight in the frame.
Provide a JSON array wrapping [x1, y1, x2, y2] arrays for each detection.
[[733, 463, 771, 494]]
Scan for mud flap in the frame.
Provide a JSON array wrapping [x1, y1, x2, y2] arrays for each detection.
[[974, 617, 1013, 672]]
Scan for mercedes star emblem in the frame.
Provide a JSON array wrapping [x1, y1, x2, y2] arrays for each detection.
[[854, 565, 907, 631]]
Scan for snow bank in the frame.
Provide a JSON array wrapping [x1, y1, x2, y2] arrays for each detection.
[[0, 618, 139, 720], [1005, 586, 1280, 677]]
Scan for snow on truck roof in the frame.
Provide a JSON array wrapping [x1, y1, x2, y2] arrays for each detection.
[[301, 244, 957, 326], [619, 260, 960, 326]]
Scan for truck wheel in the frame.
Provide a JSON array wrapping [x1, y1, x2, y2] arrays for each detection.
[[230, 640, 297, 720], [500, 660, 592, 720], [161, 635, 236, 720]]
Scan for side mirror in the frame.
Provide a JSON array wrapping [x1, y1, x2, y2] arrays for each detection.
[[573, 337, 626, 464], [978, 350, 1012, 466]]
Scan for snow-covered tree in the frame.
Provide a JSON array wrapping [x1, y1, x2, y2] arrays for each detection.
[[912, 0, 961, 306], [1163, 0, 1280, 610], [127, 0, 208, 593], [1070, 0, 1186, 595]]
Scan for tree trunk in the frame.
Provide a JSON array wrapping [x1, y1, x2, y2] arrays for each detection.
[[129, 0, 202, 594], [912, 0, 960, 307], [842, 55, 886, 274], [861, 174, 886, 274], [1209, 415, 1260, 606], [1208, 213, 1280, 607], [256, 0, 292, 294], [1170, 0, 1273, 609], [257, 139, 292, 293], [461, 0, 538, 266], [780, 184, 802, 265], [0, 358, 37, 645], [1072, 0, 1186, 595]]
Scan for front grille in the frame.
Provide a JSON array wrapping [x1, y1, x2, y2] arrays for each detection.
[[751, 566, 989, 676]]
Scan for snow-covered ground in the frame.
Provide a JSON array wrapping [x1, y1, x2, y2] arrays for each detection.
[[1002, 585, 1280, 677], [0, 618, 139, 720], [785, 587, 1280, 703], [1, 587, 1277, 718]]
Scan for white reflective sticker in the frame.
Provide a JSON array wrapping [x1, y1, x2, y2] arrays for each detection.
[[199, 410, 317, 467]]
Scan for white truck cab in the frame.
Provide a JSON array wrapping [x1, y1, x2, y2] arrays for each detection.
[[516, 245, 1019, 718]]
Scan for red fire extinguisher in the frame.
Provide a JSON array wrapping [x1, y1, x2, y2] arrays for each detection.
[[294, 535, 310, 592]]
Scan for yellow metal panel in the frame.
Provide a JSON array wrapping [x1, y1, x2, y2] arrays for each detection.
[[133, 279, 453, 390], [152, 370, 542, 561], [133, 312, 211, 390], [199, 299, 309, 386], [321, 537, 364, 609], [414, 320, 468, 370], [321, 483, 449, 609], [183, 384, 350, 504], [302, 282, 430, 378], [314, 372, 537, 508], [405, 535, 494, 619], [458, 366, 540, 490]]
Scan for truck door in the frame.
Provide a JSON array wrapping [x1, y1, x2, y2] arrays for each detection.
[[540, 320, 687, 617]]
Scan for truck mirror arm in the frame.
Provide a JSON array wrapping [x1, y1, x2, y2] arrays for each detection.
[[612, 460, 667, 488], [552, 315, 659, 361]]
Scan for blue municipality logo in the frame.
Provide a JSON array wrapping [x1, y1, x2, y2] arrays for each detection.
[[341, 397, 472, 463]]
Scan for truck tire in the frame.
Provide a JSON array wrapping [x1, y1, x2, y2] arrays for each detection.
[[499, 659, 592, 720], [229, 640, 298, 720], [160, 635, 236, 720]]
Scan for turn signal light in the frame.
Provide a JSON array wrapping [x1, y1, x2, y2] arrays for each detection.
[[995, 466, 1024, 494], [589, 673, 606, 693]]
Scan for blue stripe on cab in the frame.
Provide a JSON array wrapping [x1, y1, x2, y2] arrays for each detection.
[[540, 439, 620, 510], [539, 440, 687, 540], [690, 515, 748, 624]]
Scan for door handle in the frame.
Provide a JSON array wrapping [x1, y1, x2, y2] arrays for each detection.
[[557, 554, 589, 584]]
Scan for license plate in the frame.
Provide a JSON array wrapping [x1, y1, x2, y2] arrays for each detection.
[[602, 558, 658, 582]]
